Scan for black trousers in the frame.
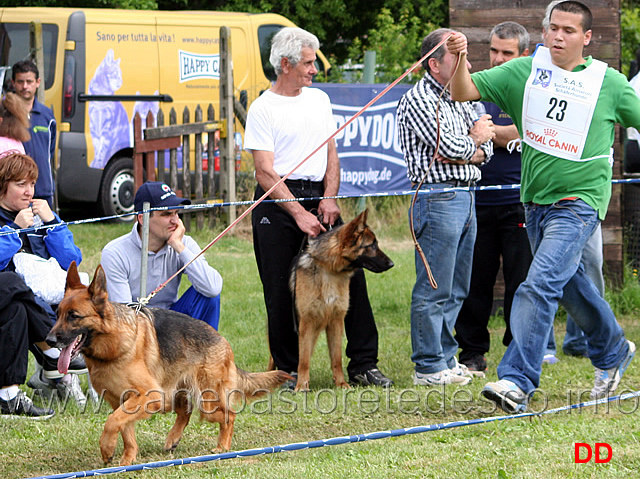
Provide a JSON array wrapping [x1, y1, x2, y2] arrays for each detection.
[[455, 203, 532, 362], [251, 183, 379, 375], [0, 272, 55, 386]]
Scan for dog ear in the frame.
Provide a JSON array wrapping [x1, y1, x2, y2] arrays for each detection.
[[341, 209, 368, 241], [65, 261, 84, 291], [353, 208, 368, 233], [88, 264, 110, 307]]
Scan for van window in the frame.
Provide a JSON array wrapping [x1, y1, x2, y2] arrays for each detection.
[[258, 24, 281, 82], [258, 24, 326, 81], [0, 23, 58, 89]]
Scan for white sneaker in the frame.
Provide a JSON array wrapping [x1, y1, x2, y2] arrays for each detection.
[[591, 340, 636, 399], [26, 364, 56, 399], [56, 374, 87, 407], [482, 379, 527, 414], [414, 368, 471, 386], [27, 365, 87, 407], [449, 358, 474, 384]]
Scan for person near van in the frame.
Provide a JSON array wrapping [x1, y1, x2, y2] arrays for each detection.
[[0, 152, 87, 410], [446, 0, 637, 413], [244, 27, 394, 389], [0, 92, 31, 154], [101, 181, 223, 329], [11, 60, 56, 208]]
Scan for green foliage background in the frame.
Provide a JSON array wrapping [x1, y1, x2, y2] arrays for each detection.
[[5, 0, 640, 80], [0, 0, 447, 68], [622, 0, 640, 77]]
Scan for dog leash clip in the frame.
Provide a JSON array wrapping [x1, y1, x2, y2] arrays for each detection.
[[314, 211, 332, 231], [127, 298, 148, 315]]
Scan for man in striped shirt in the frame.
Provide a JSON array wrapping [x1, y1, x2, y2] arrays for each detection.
[[396, 28, 495, 387]]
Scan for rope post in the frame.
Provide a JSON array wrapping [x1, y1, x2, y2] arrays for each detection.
[[219, 26, 237, 224], [363, 50, 376, 83], [140, 202, 150, 300]]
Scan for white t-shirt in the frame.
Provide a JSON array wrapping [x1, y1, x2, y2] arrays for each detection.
[[244, 87, 335, 181]]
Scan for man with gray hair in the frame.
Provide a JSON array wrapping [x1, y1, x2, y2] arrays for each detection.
[[244, 27, 393, 389], [455, 21, 532, 377]]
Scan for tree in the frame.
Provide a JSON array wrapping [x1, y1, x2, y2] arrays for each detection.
[[155, 0, 447, 67], [622, 0, 640, 77], [342, 7, 439, 84]]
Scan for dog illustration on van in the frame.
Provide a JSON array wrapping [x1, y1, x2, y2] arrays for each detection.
[[89, 49, 130, 169]]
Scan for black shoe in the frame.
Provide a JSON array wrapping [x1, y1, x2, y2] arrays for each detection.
[[562, 348, 588, 358], [281, 372, 298, 390], [32, 345, 88, 379], [461, 354, 487, 378], [42, 353, 88, 379], [0, 391, 55, 420], [349, 368, 394, 388]]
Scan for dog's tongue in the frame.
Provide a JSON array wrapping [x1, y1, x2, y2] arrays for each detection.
[[58, 344, 73, 375]]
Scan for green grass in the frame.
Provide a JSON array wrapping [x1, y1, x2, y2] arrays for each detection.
[[3, 206, 640, 479]]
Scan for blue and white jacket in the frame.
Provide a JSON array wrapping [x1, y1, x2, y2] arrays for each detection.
[[0, 208, 82, 272]]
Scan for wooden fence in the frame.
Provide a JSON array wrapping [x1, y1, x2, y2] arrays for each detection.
[[132, 105, 225, 232], [133, 25, 239, 232]]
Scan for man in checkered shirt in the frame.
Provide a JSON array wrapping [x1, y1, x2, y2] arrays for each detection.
[[396, 28, 495, 387]]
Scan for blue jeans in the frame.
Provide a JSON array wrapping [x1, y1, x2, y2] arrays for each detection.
[[564, 223, 604, 355], [171, 286, 221, 330], [410, 188, 476, 374], [498, 200, 628, 394], [544, 223, 604, 357]]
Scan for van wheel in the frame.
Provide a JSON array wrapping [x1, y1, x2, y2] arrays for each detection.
[[99, 156, 138, 222]]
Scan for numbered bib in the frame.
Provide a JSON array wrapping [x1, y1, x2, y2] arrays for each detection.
[[522, 46, 607, 161]]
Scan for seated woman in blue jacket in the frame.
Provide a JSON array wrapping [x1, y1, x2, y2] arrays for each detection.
[[0, 152, 87, 416]]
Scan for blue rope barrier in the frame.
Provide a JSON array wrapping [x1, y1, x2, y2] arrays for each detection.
[[3, 177, 640, 237], [25, 389, 640, 479]]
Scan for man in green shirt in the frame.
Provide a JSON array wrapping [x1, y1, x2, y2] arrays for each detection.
[[447, 0, 637, 413]]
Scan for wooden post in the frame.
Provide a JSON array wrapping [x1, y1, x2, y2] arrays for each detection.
[[140, 202, 150, 300], [29, 22, 45, 104], [195, 105, 204, 230], [157, 108, 166, 184], [207, 104, 217, 229], [182, 107, 191, 231], [145, 111, 156, 182], [219, 26, 236, 223], [169, 108, 178, 191], [133, 113, 144, 191]]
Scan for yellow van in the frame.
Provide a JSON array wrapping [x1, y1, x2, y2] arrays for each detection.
[[0, 7, 330, 218]]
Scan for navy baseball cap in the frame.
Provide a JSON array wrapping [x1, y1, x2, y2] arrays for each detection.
[[134, 181, 190, 211]]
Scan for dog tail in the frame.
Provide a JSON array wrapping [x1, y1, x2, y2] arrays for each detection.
[[235, 368, 292, 400]]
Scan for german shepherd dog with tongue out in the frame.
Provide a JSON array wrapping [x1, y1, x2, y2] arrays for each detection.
[[47, 262, 291, 466]]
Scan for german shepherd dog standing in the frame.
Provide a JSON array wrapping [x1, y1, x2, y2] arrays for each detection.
[[46, 263, 291, 466], [290, 209, 393, 391]]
